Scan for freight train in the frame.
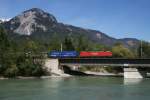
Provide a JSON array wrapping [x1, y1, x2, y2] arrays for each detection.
[[48, 51, 112, 58]]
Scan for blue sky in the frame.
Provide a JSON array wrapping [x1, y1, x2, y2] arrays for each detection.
[[0, 0, 150, 41]]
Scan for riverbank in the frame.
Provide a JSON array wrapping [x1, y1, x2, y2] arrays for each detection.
[[0, 71, 123, 80], [0, 75, 71, 80]]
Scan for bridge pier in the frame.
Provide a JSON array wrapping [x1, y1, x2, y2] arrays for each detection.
[[124, 68, 147, 78], [44, 59, 63, 75]]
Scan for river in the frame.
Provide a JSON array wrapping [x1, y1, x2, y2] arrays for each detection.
[[0, 77, 150, 100]]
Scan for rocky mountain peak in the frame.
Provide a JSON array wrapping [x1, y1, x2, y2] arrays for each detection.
[[24, 8, 45, 13], [6, 8, 57, 35], [23, 8, 57, 21]]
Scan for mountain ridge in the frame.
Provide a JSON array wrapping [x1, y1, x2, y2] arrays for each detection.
[[1, 8, 140, 48]]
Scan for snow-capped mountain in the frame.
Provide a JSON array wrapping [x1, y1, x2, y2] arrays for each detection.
[[0, 18, 10, 23]]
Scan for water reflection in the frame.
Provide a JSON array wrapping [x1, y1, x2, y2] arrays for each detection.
[[124, 78, 143, 85]]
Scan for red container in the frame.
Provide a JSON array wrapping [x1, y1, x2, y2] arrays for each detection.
[[79, 51, 112, 57]]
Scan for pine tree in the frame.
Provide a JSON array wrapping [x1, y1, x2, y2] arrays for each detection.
[[63, 36, 75, 51]]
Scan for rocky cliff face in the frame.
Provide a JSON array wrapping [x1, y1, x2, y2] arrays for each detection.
[[4, 8, 57, 35], [2, 8, 140, 48]]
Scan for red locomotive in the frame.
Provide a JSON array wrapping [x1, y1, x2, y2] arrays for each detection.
[[79, 51, 112, 57]]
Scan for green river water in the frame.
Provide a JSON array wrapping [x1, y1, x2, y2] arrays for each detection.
[[0, 77, 150, 100]]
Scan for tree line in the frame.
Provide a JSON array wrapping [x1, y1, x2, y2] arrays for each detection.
[[0, 26, 150, 77]]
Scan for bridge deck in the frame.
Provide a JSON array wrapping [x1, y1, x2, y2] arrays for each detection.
[[59, 58, 150, 67]]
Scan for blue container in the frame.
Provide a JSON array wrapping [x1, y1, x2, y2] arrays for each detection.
[[48, 51, 78, 58], [48, 51, 61, 58], [61, 51, 78, 57]]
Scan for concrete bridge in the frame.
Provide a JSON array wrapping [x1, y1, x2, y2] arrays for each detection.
[[45, 58, 150, 78]]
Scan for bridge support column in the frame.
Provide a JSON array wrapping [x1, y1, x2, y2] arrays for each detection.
[[44, 59, 63, 75], [124, 68, 147, 78]]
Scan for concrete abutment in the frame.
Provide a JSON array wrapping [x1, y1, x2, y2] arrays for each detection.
[[124, 68, 147, 78], [44, 59, 64, 76]]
